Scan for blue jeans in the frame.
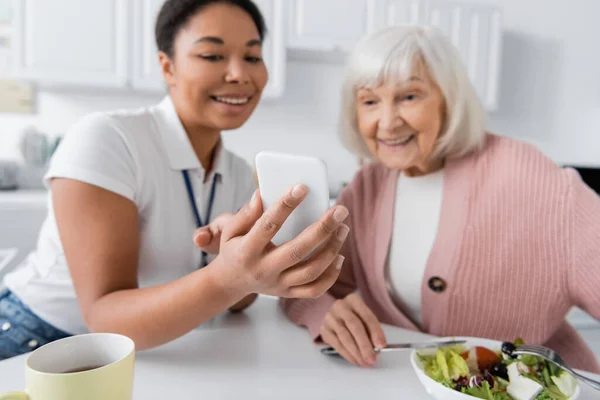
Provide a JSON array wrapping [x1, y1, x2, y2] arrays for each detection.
[[0, 289, 71, 360]]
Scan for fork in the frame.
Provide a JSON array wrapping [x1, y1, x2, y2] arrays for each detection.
[[513, 344, 600, 391]]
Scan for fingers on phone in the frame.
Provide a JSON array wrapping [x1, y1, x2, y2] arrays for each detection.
[[283, 255, 343, 299], [222, 190, 263, 241], [245, 185, 308, 250], [273, 206, 349, 265]]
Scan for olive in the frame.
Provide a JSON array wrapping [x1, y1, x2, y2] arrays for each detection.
[[490, 362, 509, 380], [501, 342, 517, 359]]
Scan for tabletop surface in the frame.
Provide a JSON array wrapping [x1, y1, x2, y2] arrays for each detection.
[[1, 296, 598, 399]]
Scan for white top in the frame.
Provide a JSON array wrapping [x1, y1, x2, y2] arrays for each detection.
[[4, 96, 256, 334], [387, 170, 444, 326]]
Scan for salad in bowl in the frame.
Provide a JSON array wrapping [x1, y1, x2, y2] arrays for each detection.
[[411, 337, 579, 400]]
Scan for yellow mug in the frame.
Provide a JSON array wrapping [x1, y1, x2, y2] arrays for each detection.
[[0, 333, 135, 400]]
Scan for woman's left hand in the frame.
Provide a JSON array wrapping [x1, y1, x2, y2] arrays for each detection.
[[194, 213, 258, 312], [193, 213, 235, 254]]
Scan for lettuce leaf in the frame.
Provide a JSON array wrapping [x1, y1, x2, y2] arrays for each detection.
[[462, 382, 513, 400], [437, 348, 450, 381], [551, 371, 577, 398], [419, 353, 452, 386], [448, 350, 470, 380]]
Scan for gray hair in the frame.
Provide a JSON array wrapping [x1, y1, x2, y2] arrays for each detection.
[[338, 25, 487, 160]]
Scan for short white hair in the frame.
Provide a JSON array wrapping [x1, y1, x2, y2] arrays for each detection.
[[338, 25, 487, 160]]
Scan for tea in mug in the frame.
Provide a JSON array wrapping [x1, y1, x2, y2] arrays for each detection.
[[62, 365, 104, 373]]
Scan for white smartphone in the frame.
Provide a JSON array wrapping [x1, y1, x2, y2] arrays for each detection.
[[255, 151, 330, 246]]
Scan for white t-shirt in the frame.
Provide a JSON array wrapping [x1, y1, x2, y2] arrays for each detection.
[[387, 169, 444, 326], [4, 96, 256, 334]]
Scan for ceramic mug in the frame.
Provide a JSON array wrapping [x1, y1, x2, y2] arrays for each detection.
[[0, 333, 135, 400]]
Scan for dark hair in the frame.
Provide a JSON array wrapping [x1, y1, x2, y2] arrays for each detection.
[[155, 0, 267, 58]]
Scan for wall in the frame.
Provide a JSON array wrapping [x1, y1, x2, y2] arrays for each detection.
[[480, 0, 600, 166], [1, 0, 600, 192]]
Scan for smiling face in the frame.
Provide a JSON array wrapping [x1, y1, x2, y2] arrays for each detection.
[[159, 2, 268, 132], [355, 59, 446, 176]]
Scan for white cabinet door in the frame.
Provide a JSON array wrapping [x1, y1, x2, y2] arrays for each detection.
[[254, 0, 285, 98], [131, 0, 285, 98], [131, 0, 166, 92], [379, 0, 430, 26], [425, 0, 502, 110], [287, 0, 378, 52], [377, 0, 502, 111], [11, 0, 128, 88]]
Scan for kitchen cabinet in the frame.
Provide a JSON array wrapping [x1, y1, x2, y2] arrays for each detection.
[[130, 0, 286, 97], [288, 0, 502, 110], [286, 0, 378, 52], [11, 0, 129, 88], [131, 0, 166, 93], [379, 0, 430, 26], [253, 0, 286, 98], [11, 0, 286, 98], [424, 0, 502, 110]]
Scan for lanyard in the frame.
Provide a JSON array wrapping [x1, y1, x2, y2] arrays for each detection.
[[182, 170, 218, 268]]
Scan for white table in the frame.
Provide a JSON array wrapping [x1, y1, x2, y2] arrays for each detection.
[[1, 297, 599, 399]]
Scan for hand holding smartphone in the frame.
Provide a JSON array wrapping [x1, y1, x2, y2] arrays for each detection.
[[255, 151, 330, 246]]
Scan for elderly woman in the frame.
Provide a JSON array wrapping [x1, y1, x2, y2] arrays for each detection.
[[281, 25, 600, 373]]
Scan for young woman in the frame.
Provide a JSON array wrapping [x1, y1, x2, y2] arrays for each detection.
[[0, 0, 349, 360]]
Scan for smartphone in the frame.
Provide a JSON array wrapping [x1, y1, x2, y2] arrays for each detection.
[[255, 151, 330, 246]]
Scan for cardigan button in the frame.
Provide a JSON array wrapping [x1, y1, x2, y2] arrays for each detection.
[[428, 276, 447, 293]]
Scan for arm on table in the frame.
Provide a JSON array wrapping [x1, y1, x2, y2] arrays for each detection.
[[52, 179, 249, 350]]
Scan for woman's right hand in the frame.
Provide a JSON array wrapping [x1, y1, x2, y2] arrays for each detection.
[[212, 184, 350, 299], [319, 293, 387, 367]]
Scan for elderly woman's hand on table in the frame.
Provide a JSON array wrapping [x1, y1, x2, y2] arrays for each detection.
[[320, 293, 387, 368]]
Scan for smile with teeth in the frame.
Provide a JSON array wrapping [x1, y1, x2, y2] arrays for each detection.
[[381, 135, 415, 146], [212, 96, 251, 105]]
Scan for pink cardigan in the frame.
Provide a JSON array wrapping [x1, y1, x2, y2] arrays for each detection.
[[281, 134, 600, 373]]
